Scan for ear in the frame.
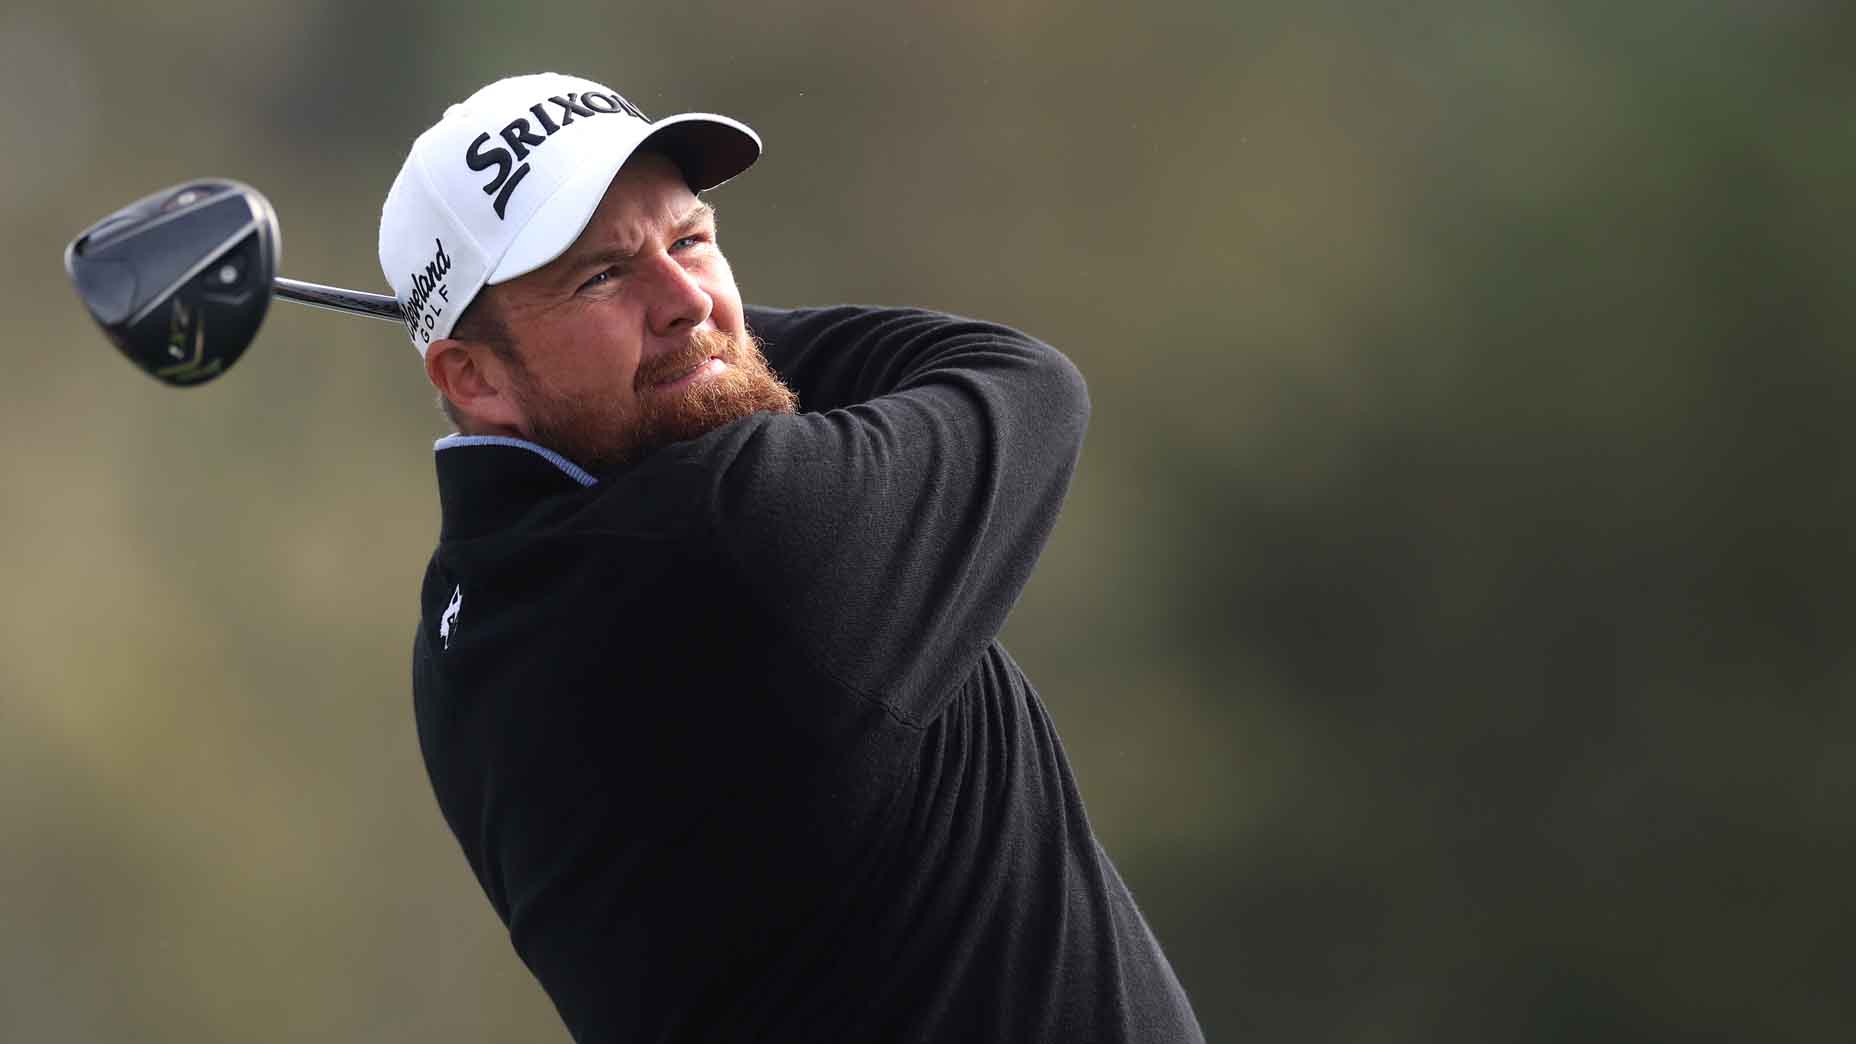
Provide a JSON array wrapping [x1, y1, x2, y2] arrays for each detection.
[[425, 337, 525, 434]]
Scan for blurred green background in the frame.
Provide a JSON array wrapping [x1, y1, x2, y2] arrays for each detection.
[[4, 1, 1853, 1040]]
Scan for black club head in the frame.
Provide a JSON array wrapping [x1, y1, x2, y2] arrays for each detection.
[[64, 179, 280, 386]]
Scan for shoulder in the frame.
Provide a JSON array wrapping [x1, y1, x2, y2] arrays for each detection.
[[745, 302, 1046, 341]]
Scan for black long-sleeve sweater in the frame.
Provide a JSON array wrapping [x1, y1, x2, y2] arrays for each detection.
[[412, 305, 1204, 1043]]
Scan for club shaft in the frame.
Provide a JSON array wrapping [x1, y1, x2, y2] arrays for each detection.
[[274, 276, 403, 323]]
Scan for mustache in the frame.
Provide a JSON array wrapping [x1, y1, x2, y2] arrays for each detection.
[[634, 328, 742, 390]]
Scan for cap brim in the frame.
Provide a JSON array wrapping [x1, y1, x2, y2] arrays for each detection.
[[488, 113, 761, 285]]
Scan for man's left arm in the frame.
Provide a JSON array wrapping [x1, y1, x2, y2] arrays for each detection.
[[707, 305, 1089, 724]]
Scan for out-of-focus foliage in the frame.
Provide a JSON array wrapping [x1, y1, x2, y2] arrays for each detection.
[[4, 1, 1852, 1040]]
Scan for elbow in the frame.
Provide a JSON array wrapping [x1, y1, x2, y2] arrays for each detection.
[[1053, 346, 1090, 427], [977, 320, 1088, 453], [1037, 341, 1091, 450]]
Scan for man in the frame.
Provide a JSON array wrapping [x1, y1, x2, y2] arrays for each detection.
[[382, 73, 1204, 1043]]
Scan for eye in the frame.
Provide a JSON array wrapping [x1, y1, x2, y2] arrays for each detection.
[[672, 231, 712, 251], [577, 268, 616, 293]]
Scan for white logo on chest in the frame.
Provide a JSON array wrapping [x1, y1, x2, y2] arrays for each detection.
[[440, 585, 463, 649]]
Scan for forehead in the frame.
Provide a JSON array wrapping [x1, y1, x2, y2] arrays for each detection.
[[578, 153, 700, 246]]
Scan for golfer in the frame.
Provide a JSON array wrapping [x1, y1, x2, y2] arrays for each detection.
[[383, 72, 1204, 1043]]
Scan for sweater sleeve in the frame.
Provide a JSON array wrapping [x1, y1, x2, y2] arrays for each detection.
[[716, 304, 1090, 724]]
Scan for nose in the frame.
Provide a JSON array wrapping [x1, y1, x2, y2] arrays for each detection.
[[640, 251, 712, 338]]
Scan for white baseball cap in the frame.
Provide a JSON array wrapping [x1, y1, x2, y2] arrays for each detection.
[[378, 72, 760, 354]]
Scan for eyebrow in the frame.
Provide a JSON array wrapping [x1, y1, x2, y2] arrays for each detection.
[[555, 202, 716, 281]]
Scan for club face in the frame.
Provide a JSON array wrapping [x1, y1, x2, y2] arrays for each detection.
[[64, 179, 279, 386]]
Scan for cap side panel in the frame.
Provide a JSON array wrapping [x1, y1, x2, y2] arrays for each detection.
[[397, 149, 491, 348], [412, 147, 490, 260]]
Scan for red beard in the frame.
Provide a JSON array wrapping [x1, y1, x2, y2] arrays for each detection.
[[513, 327, 799, 475]]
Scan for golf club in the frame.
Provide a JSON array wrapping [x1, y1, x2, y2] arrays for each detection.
[[64, 179, 400, 386]]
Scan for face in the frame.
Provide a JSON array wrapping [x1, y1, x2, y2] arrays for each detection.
[[440, 152, 795, 471]]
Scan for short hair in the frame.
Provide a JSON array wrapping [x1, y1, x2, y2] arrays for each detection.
[[436, 290, 523, 430]]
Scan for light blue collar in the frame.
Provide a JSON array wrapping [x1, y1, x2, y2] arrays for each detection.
[[433, 434, 598, 487]]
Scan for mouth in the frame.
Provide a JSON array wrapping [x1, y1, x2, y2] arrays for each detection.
[[652, 356, 728, 391]]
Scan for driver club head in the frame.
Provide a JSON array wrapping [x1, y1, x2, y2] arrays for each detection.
[[64, 179, 279, 387]]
